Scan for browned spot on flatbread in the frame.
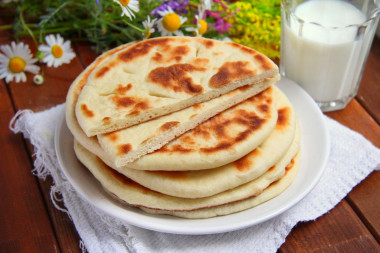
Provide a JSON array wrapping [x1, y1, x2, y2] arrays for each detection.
[[118, 38, 172, 62], [173, 45, 190, 56], [104, 131, 119, 142], [210, 61, 256, 88], [148, 64, 205, 95], [152, 52, 163, 62], [118, 143, 132, 155], [233, 149, 260, 172], [229, 42, 258, 57], [267, 165, 276, 172], [190, 113, 198, 119], [285, 157, 296, 174], [200, 142, 233, 154], [192, 103, 202, 109], [110, 95, 151, 115], [157, 144, 192, 153], [276, 107, 291, 130], [112, 96, 135, 108], [129, 101, 151, 115], [254, 54, 273, 71], [181, 135, 196, 145], [267, 156, 296, 189], [152, 45, 190, 63], [80, 104, 94, 117], [146, 170, 187, 180], [237, 85, 251, 92], [102, 117, 111, 125], [259, 104, 269, 113], [202, 39, 215, 48], [192, 58, 210, 67], [95, 66, 110, 78], [116, 83, 133, 94], [159, 121, 180, 132]]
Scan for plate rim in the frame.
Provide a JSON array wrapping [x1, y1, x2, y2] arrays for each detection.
[[54, 77, 330, 235]]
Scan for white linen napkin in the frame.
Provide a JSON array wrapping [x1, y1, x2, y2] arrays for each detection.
[[10, 103, 380, 253]]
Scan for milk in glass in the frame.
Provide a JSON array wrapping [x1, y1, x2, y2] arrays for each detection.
[[280, 0, 377, 111]]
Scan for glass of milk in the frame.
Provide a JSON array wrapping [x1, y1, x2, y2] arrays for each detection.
[[280, 0, 380, 112]]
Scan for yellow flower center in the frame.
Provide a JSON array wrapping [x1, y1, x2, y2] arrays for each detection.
[[162, 13, 181, 32], [8, 57, 26, 73], [119, 0, 130, 7], [51, 45, 63, 58], [198, 19, 208, 35]]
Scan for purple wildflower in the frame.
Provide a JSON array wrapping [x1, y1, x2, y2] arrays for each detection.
[[151, 0, 189, 17], [214, 17, 232, 34]]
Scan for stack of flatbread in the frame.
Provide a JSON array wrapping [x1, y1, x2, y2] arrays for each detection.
[[66, 37, 301, 219]]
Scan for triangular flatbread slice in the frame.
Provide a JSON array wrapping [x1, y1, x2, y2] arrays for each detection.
[[75, 37, 279, 136]]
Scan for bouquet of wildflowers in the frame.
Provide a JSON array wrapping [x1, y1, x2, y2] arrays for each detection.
[[0, 0, 280, 85]]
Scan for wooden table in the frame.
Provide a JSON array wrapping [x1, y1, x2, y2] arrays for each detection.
[[1, 22, 379, 252]]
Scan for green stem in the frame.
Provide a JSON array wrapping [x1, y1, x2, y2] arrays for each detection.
[[123, 20, 145, 33], [0, 24, 13, 30], [19, 10, 39, 48]]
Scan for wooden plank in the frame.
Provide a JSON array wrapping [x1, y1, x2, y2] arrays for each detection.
[[325, 99, 380, 148], [356, 36, 380, 124], [326, 99, 380, 242], [279, 201, 380, 252], [4, 38, 84, 252], [347, 171, 380, 243], [281, 99, 380, 251], [74, 42, 99, 67], [0, 82, 60, 253]]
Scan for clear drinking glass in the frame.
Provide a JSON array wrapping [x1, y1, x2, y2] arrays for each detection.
[[280, 0, 380, 112]]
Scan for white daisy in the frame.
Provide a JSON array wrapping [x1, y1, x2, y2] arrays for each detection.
[[0, 41, 40, 83], [113, 0, 139, 20], [38, 34, 76, 68], [33, 74, 44, 85], [185, 6, 208, 36], [142, 15, 157, 39], [157, 7, 187, 36], [186, 17, 208, 36]]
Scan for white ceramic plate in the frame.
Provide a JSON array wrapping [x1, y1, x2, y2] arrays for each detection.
[[55, 77, 329, 235]]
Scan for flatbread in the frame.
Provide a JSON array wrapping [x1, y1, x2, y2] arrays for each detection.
[[141, 152, 300, 219], [98, 84, 278, 168], [66, 43, 135, 161], [121, 121, 299, 198], [79, 87, 298, 199], [75, 37, 279, 136], [66, 41, 279, 167], [73, 139, 299, 216]]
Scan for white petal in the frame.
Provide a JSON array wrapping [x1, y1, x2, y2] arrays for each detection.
[[38, 44, 51, 53], [25, 64, 40, 74], [1, 44, 13, 58], [45, 34, 55, 46], [20, 73, 27, 82], [14, 73, 21, 83], [174, 30, 184, 36], [6, 73, 14, 83], [56, 34, 64, 45]]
